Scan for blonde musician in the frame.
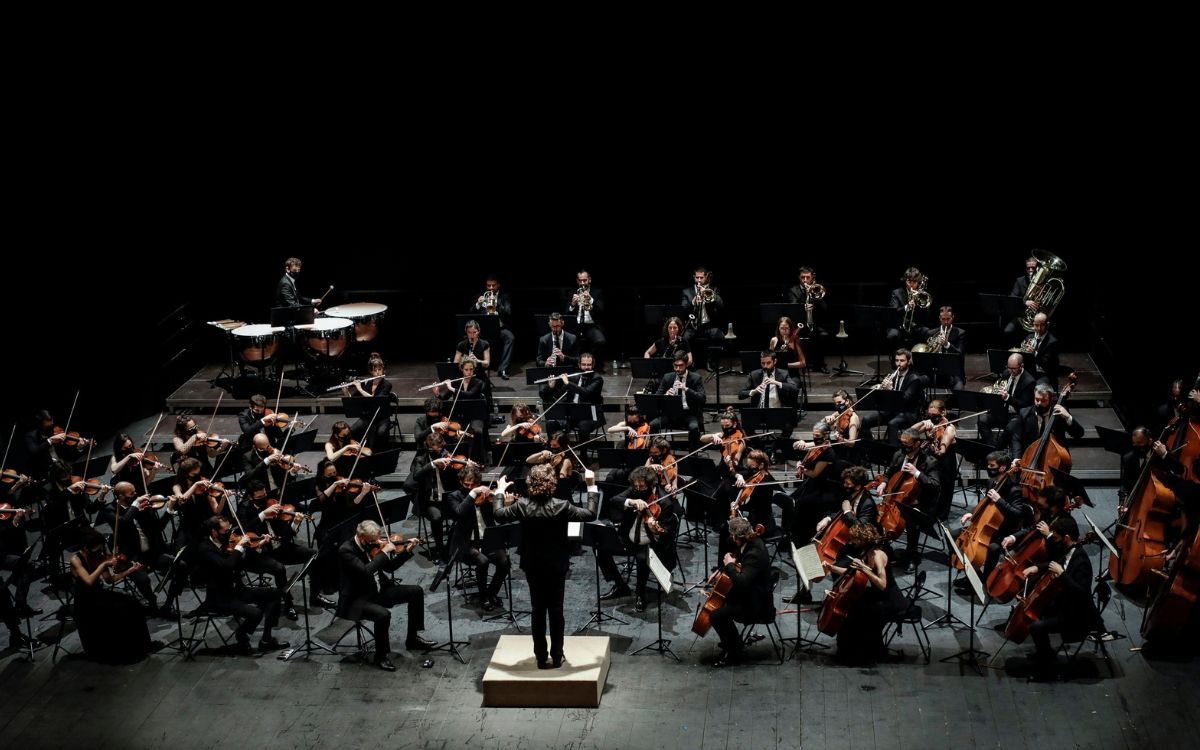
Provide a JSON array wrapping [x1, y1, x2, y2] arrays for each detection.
[[470, 274, 514, 379], [681, 266, 724, 371], [644, 316, 692, 368], [912, 399, 957, 519], [536, 313, 579, 368]]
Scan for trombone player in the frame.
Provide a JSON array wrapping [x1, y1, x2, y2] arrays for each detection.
[[785, 266, 829, 373], [887, 267, 931, 347], [565, 269, 607, 371], [682, 266, 725, 371]]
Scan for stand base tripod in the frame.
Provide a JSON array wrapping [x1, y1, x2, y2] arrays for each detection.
[[482, 574, 530, 631], [577, 550, 628, 633], [631, 587, 678, 661], [430, 580, 468, 664]]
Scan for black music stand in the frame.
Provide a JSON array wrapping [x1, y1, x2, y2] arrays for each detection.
[[279, 555, 335, 661], [631, 549, 679, 661], [629, 358, 675, 395], [481, 524, 529, 629], [980, 349, 1012, 382], [577, 521, 629, 632], [434, 362, 461, 382], [913, 352, 965, 397], [643, 304, 689, 327], [1049, 466, 1093, 508], [525, 366, 573, 386], [428, 561, 468, 664], [489, 441, 543, 469], [737, 351, 763, 377], [680, 482, 720, 590], [758, 303, 805, 325], [935, 523, 989, 675], [849, 304, 896, 382], [977, 293, 1024, 331], [740, 407, 793, 460], [157, 547, 198, 659], [854, 387, 906, 442], [596, 448, 649, 470], [270, 305, 317, 397], [954, 439, 994, 503], [1096, 426, 1132, 456], [862, 440, 897, 474]]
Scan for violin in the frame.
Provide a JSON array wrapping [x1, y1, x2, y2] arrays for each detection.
[[1, 468, 30, 486], [276, 503, 310, 522], [334, 477, 382, 497], [141, 495, 171, 510], [832, 407, 854, 441], [437, 448, 472, 468], [369, 533, 423, 558], [720, 427, 745, 471], [70, 475, 112, 496], [343, 440, 374, 457], [263, 409, 306, 430], [0, 502, 36, 522], [731, 470, 765, 518], [51, 426, 92, 448], [225, 530, 271, 553], [434, 420, 472, 440], [516, 422, 543, 441], [275, 454, 312, 473], [202, 480, 229, 498], [203, 434, 234, 449], [628, 421, 651, 450], [648, 454, 678, 486]]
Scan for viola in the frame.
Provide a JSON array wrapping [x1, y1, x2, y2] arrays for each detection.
[[801, 442, 835, 468], [817, 565, 871, 636], [203, 434, 234, 449], [648, 454, 678, 486], [720, 428, 745, 471], [952, 465, 1018, 571], [52, 426, 92, 448], [1017, 373, 1077, 503], [828, 407, 855, 441]]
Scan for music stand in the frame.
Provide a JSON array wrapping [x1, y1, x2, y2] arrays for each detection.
[[740, 407, 792, 460], [934, 523, 989, 675], [912, 352, 965, 396], [758, 303, 805, 325], [270, 305, 317, 397], [848, 304, 896, 381], [280, 555, 335, 661], [489, 441, 543, 468], [157, 547, 199, 659], [854, 387, 906, 442], [428, 561, 468, 664], [631, 548, 679, 660], [577, 521, 629, 632], [481, 523, 528, 628], [982, 349, 1013, 382], [1096, 426, 1132, 456], [1049, 466, 1093, 509], [977, 293, 1024, 330], [643, 304, 688, 327], [679, 483, 720, 589], [434, 362, 460, 382], [629, 358, 675, 397], [954, 439, 994, 502]]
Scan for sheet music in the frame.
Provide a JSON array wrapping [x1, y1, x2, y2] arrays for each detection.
[[1084, 512, 1120, 558], [942, 523, 985, 604], [567, 521, 583, 539], [793, 543, 826, 586], [648, 547, 672, 595]]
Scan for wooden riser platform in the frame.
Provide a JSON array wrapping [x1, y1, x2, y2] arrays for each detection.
[[482, 635, 611, 708]]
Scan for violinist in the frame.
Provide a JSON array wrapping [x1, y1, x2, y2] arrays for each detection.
[[888, 428, 943, 574], [171, 457, 226, 550], [309, 459, 359, 609], [738, 350, 799, 461], [433, 359, 488, 462], [643, 316, 692, 368], [343, 353, 396, 450], [196, 516, 288, 655], [976, 353, 1037, 449], [643, 437, 678, 494], [565, 269, 607, 366], [1019, 513, 1104, 679], [327, 420, 368, 477], [402, 432, 459, 563], [41, 458, 107, 563], [786, 423, 841, 554], [454, 321, 494, 413], [708, 517, 771, 668], [69, 529, 154, 663], [238, 480, 317, 621], [22, 409, 89, 479], [720, 450, 782, 558], [491, 465, 601, 668], [912, 399, 958, 520], [500, 403, 547, 445], [702, 408, 745, 480], [238, 394, 284, 449], [606, 406, 650, 484], [828, 522, 905, 666], [598, 466, 679, 612], [1009, 383, 1085, 458], [0, 491, 35, 617], [538, 352, 604, 441], [95, 481, 183, 618], [527, 432, 579, 500], [681, 266, 724, 371], [172, 415, 231, 476], [446, 465, 510, 612], [825, 388, 861, 452], [469, 273, 514, 379], [414, 398, 448, 449], [860, 348, 926, 445], [785, 266, 828, 371], [1, 574, 37, 651], [339, 520, 436, 671], [110, 433, 158, 488], [954, 451, 1031, 591], [768, 317, 807, 378], [653, 356, 706, 451], [242, 433, 296, 495], [537, 312, 579, 368]]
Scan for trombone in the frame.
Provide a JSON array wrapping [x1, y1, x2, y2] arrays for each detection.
[[900, 276, 931, 333]]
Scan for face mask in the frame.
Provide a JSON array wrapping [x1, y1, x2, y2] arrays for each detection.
[[986, 467, 1001, 478], [836, 403, 849, 413], [1035, 404, 1051, 415], [218, 531, 232, 543], [928, 415, 942, 423]]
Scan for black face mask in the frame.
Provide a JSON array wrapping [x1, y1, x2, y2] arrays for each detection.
[[928, 415, 942, 424], [218, 531, 232, 544], [986, 467, 1001, 478], [1136, 445, 1151, 455], [1035, 404, 1051, 416], [836, 403, 849, 413]]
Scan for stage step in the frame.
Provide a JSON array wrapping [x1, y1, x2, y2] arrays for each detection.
[[482, 635, 611, 708]]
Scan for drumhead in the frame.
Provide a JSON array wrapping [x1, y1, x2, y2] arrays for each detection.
[[232, 323, 277, 338], [325, 302, 388, 317], [310, 317, 353, 332]]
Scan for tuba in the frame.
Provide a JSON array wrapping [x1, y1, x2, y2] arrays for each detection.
[[1019, 249, 1067, 332]]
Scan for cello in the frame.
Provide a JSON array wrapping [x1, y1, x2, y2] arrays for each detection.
[[876, 467, 920, 541], [953, 464, 1018, 571], [817, 563, 871, 636], [1017, 373, 1077, 503], [815, 476, 884, 568], [692, 523, 764, 636]]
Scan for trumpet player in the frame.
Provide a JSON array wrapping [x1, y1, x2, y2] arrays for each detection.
[[785, 266, 829, 372], [682, 266, 725, 371], [918, 307, 967, 391], [861, 349, 926, 444], [887, 267, 930, 347], [537, 313, 579, 368], [653, 356, 707, 451], [565, 269, 607, 370], [470, 275, 515, 379], [1018, 312, 1061, 389], [976, 353, 1037, 449]]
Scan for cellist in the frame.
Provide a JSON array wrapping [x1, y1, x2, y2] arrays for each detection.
[[888, 429, 942, 574], [828, 522, 905, 666], [708, 517, 772, 668], [1009, 383, 1085, 459], [953, 451, 1032, 593]]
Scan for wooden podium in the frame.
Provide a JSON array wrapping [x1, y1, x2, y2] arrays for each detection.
[[482, 635, 611, 708]]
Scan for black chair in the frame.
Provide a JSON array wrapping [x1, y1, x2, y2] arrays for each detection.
[[185, 600, 239, 658], [331, 618, 376, 662], [1055, 579, 1117, 678], [883, 569, 931, 663], [739, 566, 785, 664]]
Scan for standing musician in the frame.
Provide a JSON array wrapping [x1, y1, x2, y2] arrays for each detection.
[[537, 313, 579, 369], [707, 517, 772, 667], [1009, 383, 1085, 459], [110, 432, 158, 489], [1014, 312, 1062, 389], [402, 432, 462, 564], [342, 352, 396, 450], [337, 520, 436, 671], [861, 348, 926, 445], [912, 399, 958, 520], [597, 466, 680, 613], [454, 320, 495, 414], [888, 428, 943, 574], [1004, 255, 1041, 337], [681, 266, 725, 371], [238, 480, 318, 621], [954, 451, 1032, 590], [238, 394, 284, 449], [886, 267, 931, 347], [653, 356, 707, 451], [196, 515, 288, 655], [446, 465, 511, 612], [769, 317, 808, 376], [471, 274, 515, 380], [172, 415, 231, 477], [96, 481, 184, 618], [738, 350, 799, 462], [785, 265, 829, 371], [828, 522, 906, 666], [919, 307, 968, 391], [539, 352, 604, 442], [977, 353, 1037, 450], [702, 408, 746, 480], [644, 316, 692, 368], [492, 465, 601, 669], [274, 256, 325, 309], [565, 269, 607, 368], [433, 359, 489, 463]]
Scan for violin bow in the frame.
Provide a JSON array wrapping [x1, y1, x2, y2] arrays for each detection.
[[273, 370, 286, 416], [1, 425, 14, 471], [63, 389, 81, 437], [138, 413, 165, 497], [204, 391, 224, 438], [345, 408, 380, 485]]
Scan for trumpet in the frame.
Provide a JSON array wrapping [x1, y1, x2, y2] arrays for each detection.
[[900, 276, 931, 333], [479, 290, 498, 314], [575, 286, 593, 311], [698, 285, 717, 304]]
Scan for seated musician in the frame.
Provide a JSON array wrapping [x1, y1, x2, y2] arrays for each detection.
[[738, 350, 799, 463], [402, 432, 462, 564], [598, 466, 680, 613], [860, 348, 926, 445], [454, 320, 495, 415], [0, 488, 36, 617], [653, 356, 706, 452], [1008, 383, 1085, 458], [886, 267, 930, 347], [469, 274, 514, 379], [829, 522, 905, 666], [820, 389, 862, 463], [95, 481, 185, 618], [22, 409, 88, 480], [343, 353, 395, 450], [238, 480, 318, 621], [446, 465, 511, 612], [69, 530, 154, 663], [309, 458, 361, 609], [954, 451, 1032, 592], [722, 449, 787, 558], [1120, 427, 1157, 500], [537, 312, 579, 368], [923, 306, 967, 391], [195, 515, 288, 655], [170, 457, 228, 553], [784, 423, 841, 563], [889, 428, 943, 574], [40, 459, 107, 566], [708, 517, 772, 667], [976, 353, 1037, 449], [326, 419, 368, 478], [1020, 513, 1104, 678], [605, 405, 650, 485], [413, 398, 448, 449], [238, 394, 284, 449], [643, 436, 678, 495], [785, 265, 828, 371], [815, 466, 879, 549], [912, 399, 958, 520], [432, 359, 488, 462], [338, 520, 437, 671], [1021, 312, 1061, 389], [1003, 255, 1040, 336], [702, 408, 745, 481], [539, 352, 604, 442], [243, 433, 299, 497], [110, 433, 157, 489], [643, 316, 692, 368], [565, 269, 607, 366], [1153, 378, 1187, 433]]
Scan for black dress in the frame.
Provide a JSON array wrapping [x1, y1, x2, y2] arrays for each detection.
[[72, 554, 151, 664], [835, 551, 906, 665]]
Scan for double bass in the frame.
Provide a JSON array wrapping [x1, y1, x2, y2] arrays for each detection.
[[953, 464, 1018, 571], [1141, 524, 1200, 641], [1109, 423, 1178, 589], [1017, 373, 1077, 503]]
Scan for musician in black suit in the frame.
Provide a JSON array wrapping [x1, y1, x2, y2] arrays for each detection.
[[953, 451, 1033, 590], [492, 464, 600, 669], [1026, 514, 1104, 678], [274, 257, 325, 309], [95, 481, 184, 617], [653, 356, 707, 451], [1120, 427, 1156, 496], [195, 516, 287, 654], [681, 266, 725, 370], [919, 307, 968, 391], [597, 466, 680, 612], [708, 517, 773, 667], [886, 267, 931, 347], [785, 266, 829, 371], [337, 520, 435, 671], [738, 350, 800, 459], [238, 480, 317, 621], [1020, 312, 1062, 388], [432, 359, 488, 463], [860, 349, 927, 445], [565, 269, 607, 367], [1009, 383, 1085, 458], [402, 432, 460, 563], [537, 313, 579, 368], [471, 275, 515, 379], [20, 409, 86, 479], [1003, 256, 1040, 336], [237, 394, 284, 449], [446, 465, 510, 612], [977, 353, 1038, 449], [887, 429, 943, 573], [539, 353, 604, 441]]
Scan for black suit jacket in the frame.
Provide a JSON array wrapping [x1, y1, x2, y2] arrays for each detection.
[[723, 536, 773, 619], [655, 371, 707, 414], [447, 489, 500, 562], [97, 502, 167, 560], [337, 537, 411, 620], [888, 287, 930, 328], [885, 450, 943, 507], [1011, 406, 1086, 458], [681, 285, 724, 325], [1004, 370, 1038, 414], [925, 325, 967, 353], [827, 489, 879, 529], [1011, 274, 1031, 298], [539, 372, 604, 407], [738, 369, 799, 408], [566, 287, 605, 320], [492, 491, 599, 572], [537, 332, 579, 367], [1030, 332, 1060, 384], [1043, 548, 1103, 637], [605, 488, 680, 570], [196, 539, 247, 603], [884, 369, 926, 414], [274, 273, 312, 307], [785, 285, 828, 313], [470, 292, 513, 329]]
